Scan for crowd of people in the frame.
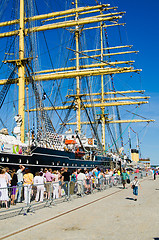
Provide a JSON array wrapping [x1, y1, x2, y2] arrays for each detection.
[[0, 165, 152, 208]]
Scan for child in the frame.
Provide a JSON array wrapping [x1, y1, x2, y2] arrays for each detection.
[[131, 176, 141, 201]]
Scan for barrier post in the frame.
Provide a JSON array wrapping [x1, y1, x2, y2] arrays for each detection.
[[110, 177, 113, 188], [67, 181, 70, 201], [90, 178, 93, 194]]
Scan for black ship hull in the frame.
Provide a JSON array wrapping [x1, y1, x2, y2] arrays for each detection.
[[0, 147, 113, 171]]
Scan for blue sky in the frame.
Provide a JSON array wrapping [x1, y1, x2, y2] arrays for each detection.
[[111, 0, 159, 164]]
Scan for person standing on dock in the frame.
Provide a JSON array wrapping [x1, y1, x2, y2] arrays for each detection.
[[44, 168, 53, 200], [10, 169, 18, 205], [23, 169, 34, 204], [131, 176, 141, 201], [52, 170, 59, 199], [17, 165, 25, 203], [0, 169, 9, 209], [121, 169, 129, 189], [77, 169, 86, 196], [34, 171, 45, 202], [5, 167, 12, 198], [62, 168, 70, 196], [70, 170, 77, 195], [154, 170, 156, 180]]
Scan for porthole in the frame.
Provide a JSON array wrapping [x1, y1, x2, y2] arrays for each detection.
[[36, 161, 38, 164], [1, 157, 4, 162], [6, 157, 9, 162], [19, 159, 21, 163]]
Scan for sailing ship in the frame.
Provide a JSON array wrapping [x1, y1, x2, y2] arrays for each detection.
[[0, 0, 154, 171]]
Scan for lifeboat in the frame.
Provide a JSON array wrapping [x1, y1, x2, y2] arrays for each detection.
[[65, 139, 76, 145]]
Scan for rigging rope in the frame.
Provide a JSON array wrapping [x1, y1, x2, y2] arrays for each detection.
[[54, 35, 75, 129], [104, 105, 140, 153], [124, 123, 149, 147], [34, 0, 63, 103], [26, 63, 56, 133], [79, 38, 99, 136], [80, 98, 103, 150], [103, 27, 124, 147], [106, 124, 119, 153], [0, 67, 16, 129], [0, 68, 16, 110], [58, 99, 75, 134], [40, 86, 68, 131]]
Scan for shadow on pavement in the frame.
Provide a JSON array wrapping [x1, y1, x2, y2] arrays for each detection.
[[125, 197, 134, 201], [117, 186, 129, 189]]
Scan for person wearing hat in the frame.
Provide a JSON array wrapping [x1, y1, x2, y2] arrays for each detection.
[[131, 176, 141, 201]]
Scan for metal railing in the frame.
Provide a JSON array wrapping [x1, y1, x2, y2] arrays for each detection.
[[0, 170, 150, 217]]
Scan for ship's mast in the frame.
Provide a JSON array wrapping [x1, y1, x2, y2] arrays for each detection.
[[100, 10, 106, 150], [75, 0, 81, 133], [18, 0, 25, 142]]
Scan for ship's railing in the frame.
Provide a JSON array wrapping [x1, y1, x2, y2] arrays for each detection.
[[0, 170, 151, 217]]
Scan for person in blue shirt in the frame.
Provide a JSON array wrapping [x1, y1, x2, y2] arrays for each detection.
[[121, 169, 129, 189], [70, 169, 76, 195]]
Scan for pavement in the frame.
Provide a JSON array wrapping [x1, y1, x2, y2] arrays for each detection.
[[0, 176, 159, 240]]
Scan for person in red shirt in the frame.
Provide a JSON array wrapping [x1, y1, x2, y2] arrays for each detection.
[[135, 168, 139, 173]]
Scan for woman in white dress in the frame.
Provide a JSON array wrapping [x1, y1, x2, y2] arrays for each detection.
[[0, 168, 9, 209], [52, 171, 59, 199], [34, 171, 45, 202]]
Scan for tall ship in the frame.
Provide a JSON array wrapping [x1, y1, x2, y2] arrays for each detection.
[[0, 0, 154, 170]]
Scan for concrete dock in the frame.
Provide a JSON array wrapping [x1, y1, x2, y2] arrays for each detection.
[[0, 176, 159, 240]]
